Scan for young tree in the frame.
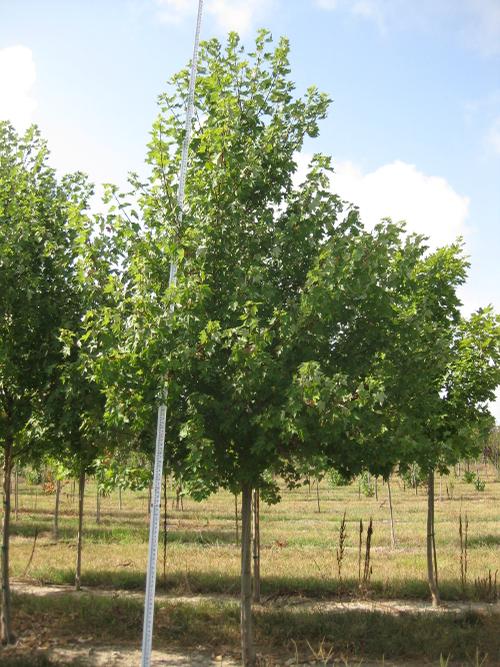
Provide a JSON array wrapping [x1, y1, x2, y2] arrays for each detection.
[[420, 306, 499, 604], [369, 244, 500, 605], [51, 197, 127, 590], [0, 123, 90, 642], [96, 32, 456, 664]]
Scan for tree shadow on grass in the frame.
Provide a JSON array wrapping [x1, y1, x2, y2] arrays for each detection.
[[25, 567, 477, 602], [467, 534, 500, 548], [11, 522, 237, 546]]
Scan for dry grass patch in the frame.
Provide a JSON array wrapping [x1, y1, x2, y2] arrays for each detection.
[[8, 465, 500, 603]]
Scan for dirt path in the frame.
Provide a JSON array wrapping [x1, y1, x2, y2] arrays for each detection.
[[44, 646, 408, 667], [46, 645, 239, 666], [19, 642, 418, 667], [11, 578, 500, 616]]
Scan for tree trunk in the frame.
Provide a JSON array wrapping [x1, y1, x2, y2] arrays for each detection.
[[118, 487, 122, 511], [1, 438, 15, 644], [240, 483, 256, 666], [175, 485, 183, 511], [316, 479, 321, 513], [53, 479, 61, 541], [96, 486, 101, 525], [14, 466, 19, 522], [75, 471, 85, 591], [374, 476, 378, 501], [252, 489, 260, 604], [234, 494, 239, 546], [426, 470, 440, 606], [387, 476, 396, 549], [358, 519, 363, 584]]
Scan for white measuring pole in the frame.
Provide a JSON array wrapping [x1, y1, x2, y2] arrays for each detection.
[[140, 2, 204, 665]]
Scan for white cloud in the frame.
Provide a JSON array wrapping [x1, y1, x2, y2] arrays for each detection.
[[0, 46, 37, 130], [154, 0, 193, 24], [333, 160, 470, 246], [315, 0, 339, 8], [296, 155, 470, 248], [207, 0, 273, 35], [155, 0, 274, 34], [487, 118, 500, 155]]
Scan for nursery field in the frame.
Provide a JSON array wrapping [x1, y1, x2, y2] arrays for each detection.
[[2, 464, 500, 666]]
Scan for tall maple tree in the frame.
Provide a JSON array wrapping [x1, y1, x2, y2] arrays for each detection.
[[96, 32, 478, 663]]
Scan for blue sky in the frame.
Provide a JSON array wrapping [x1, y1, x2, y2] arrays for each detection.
[[1, 0, 499, 418]]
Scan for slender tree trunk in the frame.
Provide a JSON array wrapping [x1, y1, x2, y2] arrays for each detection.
[[240, 483, 256, 666], [387, 476, 396, 549], [374, 476, 378, 501], [75, 471, 85, 591], [175, 485, 184, 511], [426, 470, 440, 606], [14, 466, 19, 522], [252, 489, 260, 603], [1, 438, 15, 644], [234, 494, 239, 546], [53, 479, 61, 541], [358, 519, 363, 584], [118, 487, 122, 511], [432, 515, 439, 590], [96, 486, 101, 525], [316, 479, 321, 513]]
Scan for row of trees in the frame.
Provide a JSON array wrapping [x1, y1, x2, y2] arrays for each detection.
[[1, 30, 499, 664]]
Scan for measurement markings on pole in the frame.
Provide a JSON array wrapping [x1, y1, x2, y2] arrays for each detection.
[[141, 403, 167, 667]]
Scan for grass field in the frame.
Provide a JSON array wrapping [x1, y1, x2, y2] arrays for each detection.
[[4, 463, 500, 665]]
